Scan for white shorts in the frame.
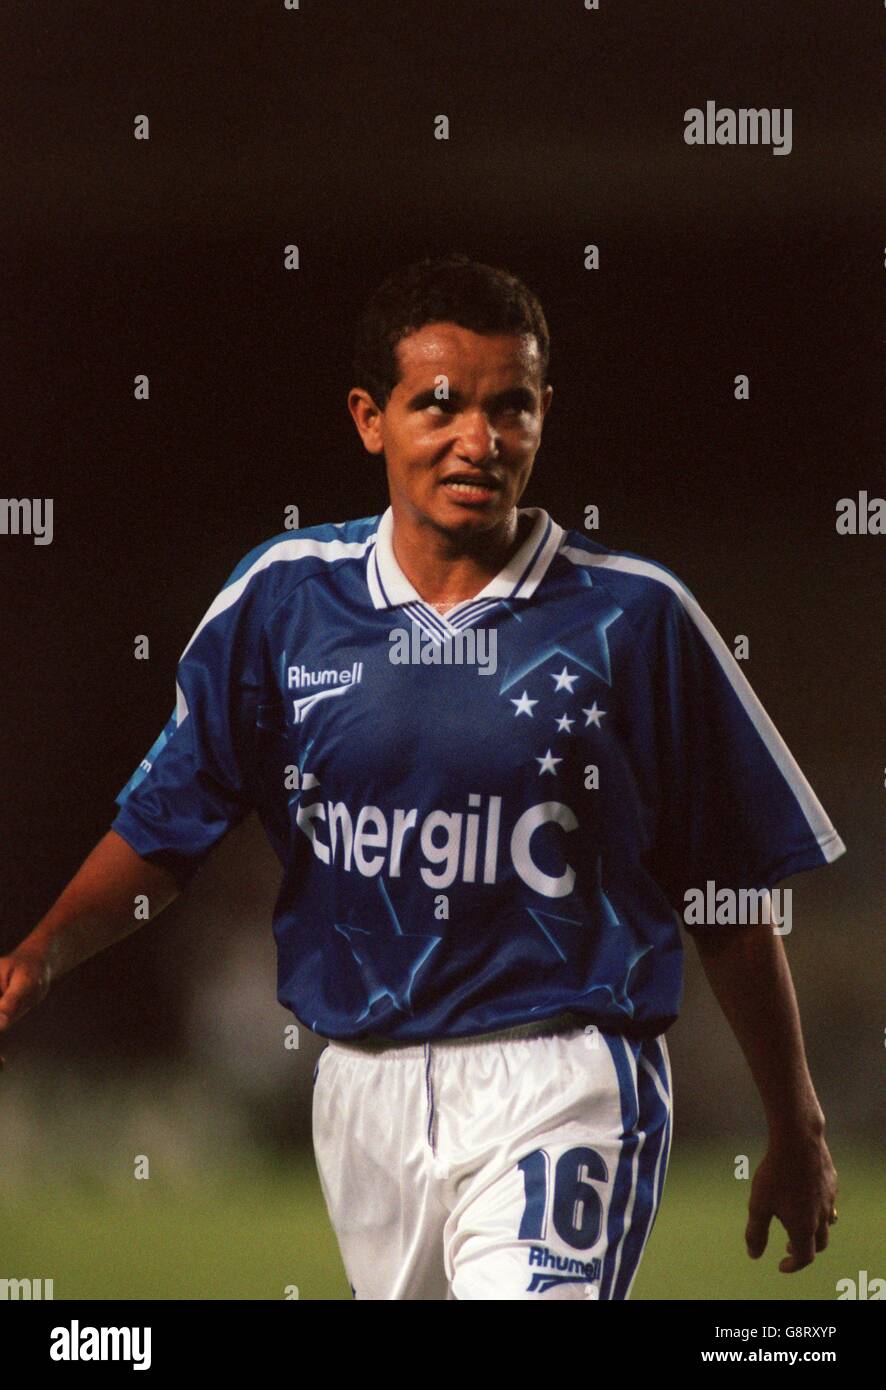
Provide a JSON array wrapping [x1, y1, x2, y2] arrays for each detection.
[[311, 1015, 673, 1300]]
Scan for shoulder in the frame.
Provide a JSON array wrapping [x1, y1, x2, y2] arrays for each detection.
[[227, 513, 380, 586], [555, 525, 700, 625], [219, 513, 382, 607], [185, 514, 382, 649]]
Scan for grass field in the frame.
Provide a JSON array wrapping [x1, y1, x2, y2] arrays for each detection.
[[2, 1145, 881, 1300]]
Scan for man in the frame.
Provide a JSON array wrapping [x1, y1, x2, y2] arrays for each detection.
[[0, 253, 844, 1300]]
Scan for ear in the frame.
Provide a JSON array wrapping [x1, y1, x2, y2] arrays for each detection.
[[540, 383, 553, 420], [348, 388, 385, 455]]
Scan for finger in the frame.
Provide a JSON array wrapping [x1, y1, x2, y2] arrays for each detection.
[[779, 1233, 816, 1273], [0, 977, 37, 1031], [814, 1219, 830, 1253], [746, 1206, 771, 1259]]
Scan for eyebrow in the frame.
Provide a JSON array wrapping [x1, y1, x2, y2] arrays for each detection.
[[405, 385, 537, 411]]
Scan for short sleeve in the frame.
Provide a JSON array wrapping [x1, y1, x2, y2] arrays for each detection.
[[111, 560, 268, 890], [647, 582, 846, 929]]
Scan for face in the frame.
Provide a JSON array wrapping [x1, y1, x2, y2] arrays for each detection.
[[348, 322, 553, 539]]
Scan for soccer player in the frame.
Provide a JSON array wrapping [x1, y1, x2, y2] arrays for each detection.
[[0, 253, 844, 1300]]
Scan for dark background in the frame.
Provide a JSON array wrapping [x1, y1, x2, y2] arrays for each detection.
[[1, 1, 882, 1172]]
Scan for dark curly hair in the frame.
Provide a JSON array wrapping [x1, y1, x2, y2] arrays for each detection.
[[352, 252, 550, 410]]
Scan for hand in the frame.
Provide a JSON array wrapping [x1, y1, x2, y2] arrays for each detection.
[[745, 1134, 838, 1273], [0, 949, 51, 1066]]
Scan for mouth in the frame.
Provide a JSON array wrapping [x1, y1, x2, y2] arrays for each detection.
[[439, 473, 502, 505]]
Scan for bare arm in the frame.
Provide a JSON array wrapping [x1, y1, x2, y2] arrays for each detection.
[[0, 829, 181, 1038], [692, 919, 838, 1273]]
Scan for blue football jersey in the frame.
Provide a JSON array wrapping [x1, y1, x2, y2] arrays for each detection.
[[112, 507, 846, 1040]]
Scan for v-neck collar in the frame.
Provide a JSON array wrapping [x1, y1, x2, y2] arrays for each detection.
[[366, 505, 564, 631]]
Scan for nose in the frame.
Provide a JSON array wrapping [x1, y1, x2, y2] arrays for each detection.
[[455, 409, 500, 464]]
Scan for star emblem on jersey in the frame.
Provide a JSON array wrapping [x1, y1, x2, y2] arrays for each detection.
[[498, 643, 614, 778], [550, 666, 579, 692], [535, 749, 562, 775], [510, 690, 538, 717], [335, 876, 442, 1023]]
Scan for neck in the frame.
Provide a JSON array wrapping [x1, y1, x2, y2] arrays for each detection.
[[390, 506, 533, 611]]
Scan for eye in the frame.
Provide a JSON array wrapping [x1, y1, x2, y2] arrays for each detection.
[[499, 394, 534, 414]]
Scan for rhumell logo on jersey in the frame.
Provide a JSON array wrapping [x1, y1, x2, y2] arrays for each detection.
[[525, 1246, 601, 1294], [287, 660, 364, 724]]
